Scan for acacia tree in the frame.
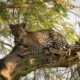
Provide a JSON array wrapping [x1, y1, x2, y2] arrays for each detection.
[[0, 0, 80, 80]]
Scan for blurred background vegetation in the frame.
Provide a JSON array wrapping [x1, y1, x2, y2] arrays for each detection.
[[0, 1, 80, 54]]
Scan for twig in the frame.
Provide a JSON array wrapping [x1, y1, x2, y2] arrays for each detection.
[[66, 55, 78, 61], [68, 9, 80, 18], [0, 40, 13, 48]]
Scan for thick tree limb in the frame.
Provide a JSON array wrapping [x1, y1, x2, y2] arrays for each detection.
[[0, 42, 80, 80]]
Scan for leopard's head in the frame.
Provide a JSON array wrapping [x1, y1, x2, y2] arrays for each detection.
[[9, 23, 26, 45]]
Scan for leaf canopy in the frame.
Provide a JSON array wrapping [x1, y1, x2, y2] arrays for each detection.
[[0, 0, 79, 53]]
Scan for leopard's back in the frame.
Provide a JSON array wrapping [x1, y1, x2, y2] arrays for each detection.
[[21, 30, 68, 52], [49, 30, 68, 49]]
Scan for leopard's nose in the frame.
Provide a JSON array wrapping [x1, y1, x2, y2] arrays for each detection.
[[14, 38, 20, 44], [14, 40, 18, 43]]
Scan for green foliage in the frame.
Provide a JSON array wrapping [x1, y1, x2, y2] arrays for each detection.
[[0, 0, 80, 53]]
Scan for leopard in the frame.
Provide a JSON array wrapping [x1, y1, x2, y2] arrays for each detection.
[[9, 23, 69, 56]]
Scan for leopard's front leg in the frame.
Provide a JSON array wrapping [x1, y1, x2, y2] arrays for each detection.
[[18, 45, 38, 57]]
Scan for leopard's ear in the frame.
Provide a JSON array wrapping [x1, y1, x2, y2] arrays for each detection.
[[9, 24, 13, 29], [21, 23, 25, 28]]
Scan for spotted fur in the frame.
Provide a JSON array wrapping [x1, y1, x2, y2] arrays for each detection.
[[9, 23, 69, 56]]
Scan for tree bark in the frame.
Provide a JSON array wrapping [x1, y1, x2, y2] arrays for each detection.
[[0, 42, 80, 80]]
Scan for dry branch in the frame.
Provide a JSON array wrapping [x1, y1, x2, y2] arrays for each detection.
[[70, 4, 80, 8]]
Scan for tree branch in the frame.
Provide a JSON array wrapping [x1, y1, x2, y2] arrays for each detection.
[[0, 4, 34, 11], [0, 40, 13, 48], [70, 4, 80, 8], [0, 42, 80, 80]]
